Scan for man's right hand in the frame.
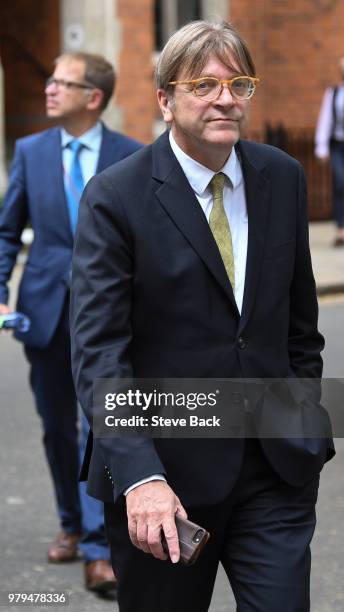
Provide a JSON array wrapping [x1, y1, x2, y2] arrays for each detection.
[[0, 304, 11, 314], [316, 154, 329, 163], [126, 480, 187, 563], [0, 304, 12, 331]]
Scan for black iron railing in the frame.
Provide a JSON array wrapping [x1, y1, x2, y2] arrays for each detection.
[[251, 126, 332, 221]]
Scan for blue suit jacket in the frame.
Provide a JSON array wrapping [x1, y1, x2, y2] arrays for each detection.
[[0, 124, 142, 348]]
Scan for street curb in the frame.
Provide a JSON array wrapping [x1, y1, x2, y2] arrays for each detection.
[[317, 284, 344, 297]]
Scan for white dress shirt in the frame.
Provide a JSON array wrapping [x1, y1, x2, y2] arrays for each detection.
[[315, 85, 344, 158], [124, 131, 248, 496], [169, 130, 248, 313]]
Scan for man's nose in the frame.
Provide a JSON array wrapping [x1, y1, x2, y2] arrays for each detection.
[[216, 83, 234, 104], [45, 81, 57, 95]]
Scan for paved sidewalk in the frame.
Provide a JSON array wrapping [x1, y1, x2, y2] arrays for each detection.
[[309, 221, 344, 294]]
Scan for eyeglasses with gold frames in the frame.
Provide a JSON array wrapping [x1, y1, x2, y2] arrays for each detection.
[[167, 76, 260, 102]]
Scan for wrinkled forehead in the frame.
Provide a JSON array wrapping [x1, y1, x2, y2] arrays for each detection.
[[177, 48, 245, 81]]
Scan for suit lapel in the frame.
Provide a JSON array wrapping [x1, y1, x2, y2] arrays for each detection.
[[44, 128, 73, 243], [152, 134, 272, 324], [237, 141, 271, 333], [96, 124, 114, 172], [152, 133, 239, 314], [96, 123, 127, 172]]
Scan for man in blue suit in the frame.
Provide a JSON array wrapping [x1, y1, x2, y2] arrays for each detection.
[[0, 51, 141, 593]]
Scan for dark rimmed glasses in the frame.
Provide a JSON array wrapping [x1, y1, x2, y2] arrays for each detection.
[[46, 77, 95, 91], [168, 76, 260, 102]]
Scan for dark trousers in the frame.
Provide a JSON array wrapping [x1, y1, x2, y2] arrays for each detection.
[[105, 440, 319, 612], [24, 298, 109, 562], [330, 140, 344, 228]]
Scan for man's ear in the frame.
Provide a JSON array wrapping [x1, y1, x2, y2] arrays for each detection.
[[157, 89, 174, 123], [85, 88, 104, 112]]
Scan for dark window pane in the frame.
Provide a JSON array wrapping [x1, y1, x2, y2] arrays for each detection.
[[155, 0, 163, 50], [177, 0, 202, 25], [154, 0, 203, 50]]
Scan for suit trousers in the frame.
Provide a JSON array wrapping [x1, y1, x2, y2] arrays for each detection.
[[104, 439, 319, 612], [24, 295, 109, 562]]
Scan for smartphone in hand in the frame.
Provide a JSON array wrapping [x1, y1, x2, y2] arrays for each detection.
[[161, 514, 210, 565]]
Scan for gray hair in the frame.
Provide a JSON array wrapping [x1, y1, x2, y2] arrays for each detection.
[[155, 20, 256, 92]]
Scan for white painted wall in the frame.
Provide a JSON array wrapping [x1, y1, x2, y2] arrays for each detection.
[[201, 0, 229, 22], [60, 0, 122, 130]]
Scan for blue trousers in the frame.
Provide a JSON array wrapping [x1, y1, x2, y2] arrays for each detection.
[[24, 298, 109, 563], [330, 140, 344, 228], [105, 439, 319, 612]]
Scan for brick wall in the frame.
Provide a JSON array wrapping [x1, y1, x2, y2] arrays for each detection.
[[117, 0, 156, 144], [3, 0, 344, 148], [230, 0, 344, 135]]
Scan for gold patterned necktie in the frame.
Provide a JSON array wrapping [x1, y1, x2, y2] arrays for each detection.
[[209, 172, 235, 289]]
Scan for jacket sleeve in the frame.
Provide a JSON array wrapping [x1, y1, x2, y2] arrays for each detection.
[[70, 171, 166, 501], [0, 141, 29, 304], [314, 87, 333, 158]]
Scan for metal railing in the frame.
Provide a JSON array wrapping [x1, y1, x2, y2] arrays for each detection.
[[286, 128, 332, 221], [251, 126, 332, 221]]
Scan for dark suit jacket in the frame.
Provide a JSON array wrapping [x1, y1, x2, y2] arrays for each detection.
[[70, 131, 335, 507], [0, 123, 142, 348]]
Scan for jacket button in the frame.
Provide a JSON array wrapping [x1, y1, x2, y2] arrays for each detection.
[[238, 337, 247, 350]]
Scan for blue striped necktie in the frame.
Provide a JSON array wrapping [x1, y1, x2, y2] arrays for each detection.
[[65, 140, 84, 234]]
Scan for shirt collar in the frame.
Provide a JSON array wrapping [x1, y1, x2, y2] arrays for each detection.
[[61, 121, 103, 151], [169, 130, 242, 195]]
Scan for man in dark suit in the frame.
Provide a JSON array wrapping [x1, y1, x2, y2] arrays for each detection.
[[0, 52, 141, 592], [70, 22, 335, 612]]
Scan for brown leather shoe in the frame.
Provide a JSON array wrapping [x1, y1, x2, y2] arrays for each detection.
[[85, 560, 117, 593], [47, 532, 80, 563]]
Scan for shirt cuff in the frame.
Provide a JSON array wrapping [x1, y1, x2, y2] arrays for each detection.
[[123, 474, 166, 496]]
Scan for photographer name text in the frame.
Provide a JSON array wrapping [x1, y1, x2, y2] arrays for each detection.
[[104, 415, 221, 428]]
